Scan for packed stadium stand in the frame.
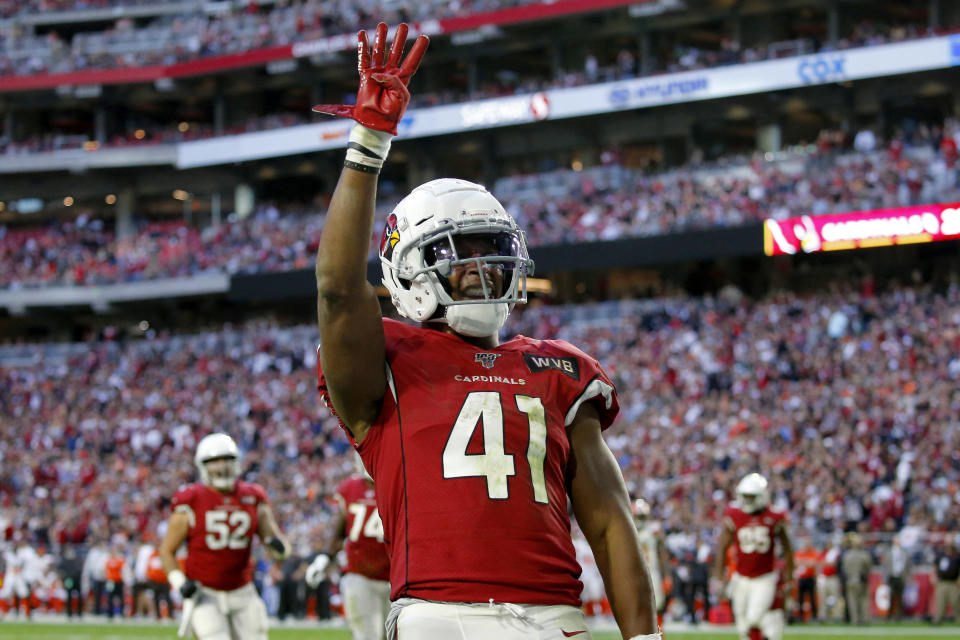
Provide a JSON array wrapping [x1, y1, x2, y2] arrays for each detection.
[[2, 0, 960, 626]]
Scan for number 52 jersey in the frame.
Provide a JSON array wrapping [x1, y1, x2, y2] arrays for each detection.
[[318, 318, 620, 606], [171, 481, 268, 590]]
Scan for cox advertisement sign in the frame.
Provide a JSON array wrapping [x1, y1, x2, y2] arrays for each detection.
[[796, 54, 847, 84], [763, 202, 960, 256]]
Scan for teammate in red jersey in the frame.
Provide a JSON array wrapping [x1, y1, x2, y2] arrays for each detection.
[[307, 464, 390, 640], [713, 473, 795, 640], [158, 433, 291, 640], [312, 21, 658, 640]]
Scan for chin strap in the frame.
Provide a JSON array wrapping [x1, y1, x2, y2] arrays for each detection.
[[444, 302, 508, 337]]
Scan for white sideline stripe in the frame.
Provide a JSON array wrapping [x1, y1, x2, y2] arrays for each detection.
[[655, 624, 960, 637], [1, 615, 953, 637]]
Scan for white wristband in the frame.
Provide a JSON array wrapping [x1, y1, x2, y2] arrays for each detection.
[[628, 634, 662, 640], [344, 123, 392, 173], [167, 569, 186, 592]]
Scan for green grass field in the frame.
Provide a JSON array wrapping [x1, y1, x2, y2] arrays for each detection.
[[0, 621, 956, 640]]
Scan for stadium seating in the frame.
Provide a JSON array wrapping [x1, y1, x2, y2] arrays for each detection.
[[3, 120, 958, 289]]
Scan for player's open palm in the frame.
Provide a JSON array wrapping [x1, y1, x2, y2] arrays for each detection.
[[313, 23, 429, 135]]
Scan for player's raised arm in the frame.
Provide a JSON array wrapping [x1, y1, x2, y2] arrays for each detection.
[[314, 23, 429, 440], [568, 403, 659, 639]]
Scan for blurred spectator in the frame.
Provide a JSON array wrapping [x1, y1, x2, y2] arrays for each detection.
[[81, 537, 108, 615], [793, 534, 820, 622], [881, 534, 912, 621], [276, 553, 307, 621], [56, 544, 85, 618], [818, 536, 844, 622], [104, 539, 130, 617], [932, 536, 960, 625]]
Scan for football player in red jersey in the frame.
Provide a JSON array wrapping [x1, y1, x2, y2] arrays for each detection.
[[312, 22, 659, 640], [713, 473, 795, 640], [158, 433, 291, 640], [306, 462, 390, 640]]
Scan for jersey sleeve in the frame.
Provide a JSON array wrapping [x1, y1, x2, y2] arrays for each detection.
[[249, 482, 270, 505], [542, 339, 620, 429], [171, 485, 197, 527], [334, 478, 350, 510], [723, 504, 738, 531], [316, 342, 357, 445]]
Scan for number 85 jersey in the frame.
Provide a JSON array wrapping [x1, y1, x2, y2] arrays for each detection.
[[723, 503, 788, 578], [170, 481, 268, 590], [318, 318, 620, 606]]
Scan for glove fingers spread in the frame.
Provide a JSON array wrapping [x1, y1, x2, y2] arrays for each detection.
[[357, 30, 371, 74], [399, 35, 429, 82], [386, 23, 409, 69], [372, 22, 388, 69], [311, 104, 355, 117]]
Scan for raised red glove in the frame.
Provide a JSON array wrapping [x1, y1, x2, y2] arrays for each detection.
[[312, 23, 429, 135]]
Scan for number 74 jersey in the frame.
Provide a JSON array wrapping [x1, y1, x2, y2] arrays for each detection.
[[171, 481, 268, 590], [318, 318, 620, 606]]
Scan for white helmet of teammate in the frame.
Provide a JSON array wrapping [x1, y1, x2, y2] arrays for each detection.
[[195, 433, 242, 492], [736, 473, 770, 514], [632, 498, 652, 522], [379, 178, 534, 337]]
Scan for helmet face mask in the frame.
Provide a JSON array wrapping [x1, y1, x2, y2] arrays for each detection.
[[380, 179, 534, 337], [195, 433, 241, 492]]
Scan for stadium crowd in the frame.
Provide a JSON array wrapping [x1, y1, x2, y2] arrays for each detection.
[[0, 16, 946, 154], [3, 118, 959, 290], [2, 280, 960, 619]]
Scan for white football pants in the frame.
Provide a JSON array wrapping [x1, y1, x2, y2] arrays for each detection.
[[389, 599, 592, 640], [341, 572, 391, 640], [730, 571, 778, 640], [189, 582, 268, 640]]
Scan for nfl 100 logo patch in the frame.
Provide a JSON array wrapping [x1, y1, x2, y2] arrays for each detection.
[[474, 353, 501, 369]]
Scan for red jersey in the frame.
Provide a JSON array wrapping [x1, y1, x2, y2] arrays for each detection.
[[336, 475, 390, 581], [318, 318, 619, 605], [723, 503, 787, 578], [171, 480, 268, 590]]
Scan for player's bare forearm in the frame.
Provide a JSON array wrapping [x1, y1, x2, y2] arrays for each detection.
[[569, 406, 657, 637], [714, 528, 732, 579], [779, 528, 795, 578], [325, 513, 348, 557], [257, 503, 291, 558], [597, 516, 658, 637], [159, 512, 189, 575], [316, 169, 379, 302]]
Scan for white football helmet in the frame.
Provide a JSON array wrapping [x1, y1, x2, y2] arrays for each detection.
[[736, 473, 770, 514], [195, 433, 241, 492], [632, 498, 651, 521], [379, 178, 534, 337]]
